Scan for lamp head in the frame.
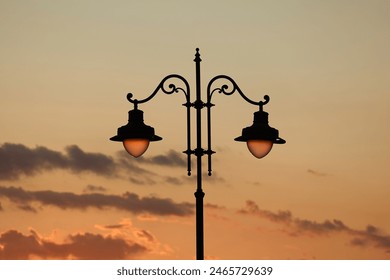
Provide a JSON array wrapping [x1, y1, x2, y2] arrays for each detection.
[[235, 109, 285, 159], [110, 108, 162, 157]]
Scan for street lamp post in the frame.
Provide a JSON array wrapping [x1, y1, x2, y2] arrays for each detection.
[[110, 48, 285, 260]]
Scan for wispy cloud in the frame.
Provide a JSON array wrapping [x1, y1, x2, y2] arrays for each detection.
[[0, 186, 194, 216], [128, 176, 157, 186], [307, 169, 328, 177], [205, 203, 226, 210], [134, 149, 186, 167], [83, 184, 107, 193], [163, 172, 226, 186], [239, 200, 292, 223], [238, 200, 390, 254]]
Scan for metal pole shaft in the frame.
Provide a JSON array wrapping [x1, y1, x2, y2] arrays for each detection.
[[194, 48, 204, 260]]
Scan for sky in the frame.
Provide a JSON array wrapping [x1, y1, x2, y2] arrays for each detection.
[[1, 0, 390, 259]]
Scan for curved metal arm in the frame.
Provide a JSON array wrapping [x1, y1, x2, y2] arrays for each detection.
[[125, 74, 192, 176], [127, 74, 190, 108], [207, 75, 269, 109], [205, 75, 270, 176]]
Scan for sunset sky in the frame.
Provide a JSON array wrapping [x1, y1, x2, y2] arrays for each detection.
[[1, 0, 390, 259]]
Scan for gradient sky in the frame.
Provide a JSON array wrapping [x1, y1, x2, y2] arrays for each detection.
[[1, 0, 390, 259]]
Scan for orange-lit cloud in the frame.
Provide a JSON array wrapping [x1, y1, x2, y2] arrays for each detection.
[[238, 200, 390, 254], [95, 219, 174, 257], [0, 229, 146, 260], [0, 217, 175, 260]]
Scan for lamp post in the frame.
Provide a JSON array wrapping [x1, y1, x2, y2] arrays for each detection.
[[110, 48, 285, 260]]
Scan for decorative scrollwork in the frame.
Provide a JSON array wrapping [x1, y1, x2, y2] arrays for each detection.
[[126, 92, 134, 102], [220, 84, 234, 95], [124, 74, 192, 176], [162, 83, 178, 95], [208, 76, 237, 100], [207, 75, 270, 108], [126, 74, 190, 106], [262, 94, 270, 106]]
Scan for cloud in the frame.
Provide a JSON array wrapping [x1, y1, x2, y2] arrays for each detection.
[[0, 186, 194, 216], [238, 200, 390, 253], [307, 169, 328, 177], [0, 229, 147, 260], [136, 149, 186, 167], [0, 143, 192, 184], [238, 200, 292, 223], [17, 204, 38, 213], [163, 172, 226, 186], [65, 145, 116, 174], [0, 143, 117, 180], [83, 184, 107, 193], [205, 203, 226, 210], [103, 224, 127, 229], [349, 225, 390, 252], [128, 176, 157, 186], [116, 152, 154, 176], [0, 143, 226, 189], [294, 218, 348, 234], [165, 176, 183, 185], [0, 218, 173, 259], [135, 229, 156, 243]]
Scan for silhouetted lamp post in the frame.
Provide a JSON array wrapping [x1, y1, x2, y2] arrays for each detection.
[[110, 48, 285, 260]]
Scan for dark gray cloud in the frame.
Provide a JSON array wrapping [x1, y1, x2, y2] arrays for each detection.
[[0, 186, 194, 216], [17, 204, 37, 213], [238, 200, 390, 254], [162, 172, 226, 186], [294, 218, 348, 234], [83, 184, 107, 193], [238, 200, 292, 223], [349, 225, 390, 253], [135, 149, 186, 167], [135, 229, 156, 243], [0, 143, 192, 182], [238, 200, 346, 233], [205, 203, 226, 210], [103, 224, 127, 229], [0, 229, 146, 260], [307, 169, 328, 177], [65, 145, 116, 174], [128, 176, 157, 186], [165, 176, 183, 185], [0, 143, 116, 180], [116, 153, 154, 176]]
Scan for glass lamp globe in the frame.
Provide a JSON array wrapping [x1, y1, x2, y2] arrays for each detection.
[[246, 140, 273, 159], [123, 138, 150, 158]]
